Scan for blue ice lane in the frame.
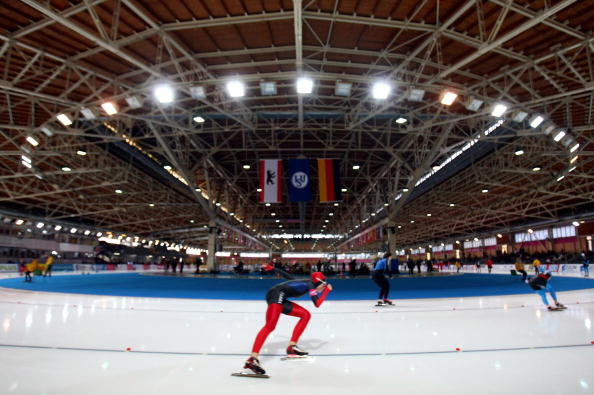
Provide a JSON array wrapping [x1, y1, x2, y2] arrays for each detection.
[[1, 273, 593, 300]]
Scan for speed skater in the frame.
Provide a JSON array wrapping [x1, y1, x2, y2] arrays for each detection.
[[243, 266, 332, 375]]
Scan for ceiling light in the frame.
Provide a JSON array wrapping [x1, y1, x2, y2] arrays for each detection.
[[352, 165, 360, 170], [569, 166, 576, 173], [334, 203, 339, 206], [15, 219, 24, 225], [496, 233, 502, 238], [408, 88, 425, 102], [465, 97, 483, 111], [570, 143, 579, 153], [402, 188, 409, 192], [154, 84, 174, 103], [395, 117, 407, 124], [164, 165, 172, 170], [190, 86, 206, 99], [341, 188, 347, 192], [149, 203, 155, 207], [84, 230, 91, 235], [125, 96, 143, 109], [440, 91, 458, 106], [21, 155, 31, 163], [265, 203, 271, 207], [529, 115, 544, 128], [572, 221, 580, 227], [226, 80, 245, 97], [556, 175, 565, 182], [260, 81, 277, 96], [532, 166, 541, 172], [514, 148, 524, 156], [491, 104, 508, 117], [243, 164, 251, 170], [426, 213, 432, 217], [57, 113, 73, 126], [80, 107, 97, 120], [26, 136, 39, 146], [296, 77, 313, 94], [256, 188, 262, 192], [41, 127, 53, 137], [70, 228, 77, 234], [481, 189, 489, 193], [410, 220, 415, 223], [570, 155, 578, 164], [271, 213, 276, 216], [21, 160, 32, 168], [553, 130, 566, 142], [215, 202, 221, 206], [101, 102, 118, 115], [193, 116, 205, 123], [54, 225, 62, 231], [371, 81, 390, 99], [61, 167, 71, 172], [512, 111, 528, 122], [275, 219, 280, 223], [335, 81, 352, 97], [527, 229, 534, 234], [77, 150, 87, 156], [195, 188, 201, 192], [115, 189, 123, 194], [36, 222, 44, 229]]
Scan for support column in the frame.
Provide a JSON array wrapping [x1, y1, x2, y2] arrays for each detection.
[[207, 221, 217, 272], [387, 224, 397, 255]]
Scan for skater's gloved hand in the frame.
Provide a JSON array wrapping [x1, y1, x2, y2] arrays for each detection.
[[326, 284, 333, 291]]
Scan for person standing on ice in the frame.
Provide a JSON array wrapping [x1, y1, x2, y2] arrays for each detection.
[[372, 252, 394, 306], [242, 265, 332, 376]]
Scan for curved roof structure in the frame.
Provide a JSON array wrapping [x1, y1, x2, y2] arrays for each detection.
[[1, 0, 593, 251]]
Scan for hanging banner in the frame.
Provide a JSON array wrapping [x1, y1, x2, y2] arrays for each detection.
[[288, 159, 312, 202], [259, 159, 282, 203], [317, 159, 341, 202]]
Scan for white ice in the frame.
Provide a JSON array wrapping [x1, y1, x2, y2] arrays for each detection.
[[1, 273, 593, 395]]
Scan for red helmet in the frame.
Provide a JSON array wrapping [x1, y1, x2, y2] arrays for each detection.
[[311, 272, 326, 286]]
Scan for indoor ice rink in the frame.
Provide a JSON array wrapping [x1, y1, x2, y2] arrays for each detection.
[[1, 0, 594, 394]]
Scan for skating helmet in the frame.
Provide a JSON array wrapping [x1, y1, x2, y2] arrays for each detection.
[[311, 272, 326, 287]]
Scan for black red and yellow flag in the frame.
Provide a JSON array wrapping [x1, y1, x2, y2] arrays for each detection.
[[317, 159, 342, 202]]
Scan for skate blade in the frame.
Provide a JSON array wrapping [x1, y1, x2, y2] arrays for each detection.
[[231, 372, 270, 379], [375, 304, 395, 307], [281, 355, 315, 362]]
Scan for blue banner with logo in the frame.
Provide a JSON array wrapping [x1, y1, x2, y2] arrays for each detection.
[[288, 159, 312, 202]]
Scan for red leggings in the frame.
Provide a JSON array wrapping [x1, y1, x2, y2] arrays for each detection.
[[251, 302, 311, 354]]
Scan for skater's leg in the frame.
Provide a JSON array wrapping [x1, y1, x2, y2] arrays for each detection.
[[378, 275, 390, 300], [545, 282, 558, 303], [535, 289, 549, 306], [250, 303, 282, 356], [286, 302, 311, 345]]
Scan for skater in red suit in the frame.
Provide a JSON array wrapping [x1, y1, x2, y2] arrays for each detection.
[[243, 266, 332, 375]]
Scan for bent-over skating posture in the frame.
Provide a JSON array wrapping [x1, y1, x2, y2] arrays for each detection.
[[243, 267, 332, 376], [372, 252, 393, 306], [528, 272, 565, 311]]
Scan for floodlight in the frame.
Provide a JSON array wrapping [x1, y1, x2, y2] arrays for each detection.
[[352, 165, 360, 170], [70, 228, 77, 234], [260, 81, 277, 96], [512, 111, 528, 122], [570, 143, 579, 153], [57, 113, 73, 126], [125, 96, 143, 109], [84, 230, 91, 235], [80, 107, 97, 120], [529, 115, 544, 128], [115, 189, 123, 194], [15, 219, 24, 225], [26, 136, 39, 147], [440, 91, 458, 106], [61, 167, 71, 172], [465, 97, 483, 111], [408, 88, 425, 102], [101, 101, 118, 115], [54, 225, 62, 231], [21, 160, 32, 168], [553, 130, 566, 142], [21, 155, 31, 163], [572, 221, 580, 227], [371, 81, 390, 99], [226, 80, 245, 97], [395, 117, 407, 124], [532, 166, 541, 172], [190, 86, 206, 99], [341, 188, 347, 192], [243, 164, 251, 170], [164, 165, 172, 170], [556, 175, 565, 182], [193, 116, 205, 123], [491, 104, 508, 117], [481, 189, 489, 193], [36, 222, 44, 229], [570, 155, 578, 164], [335, 81, 352, 97], [296, 77, 313, 94], [514, 148, 524, 156], [154, 84, 174, 103], [77, 150, 87, 156]]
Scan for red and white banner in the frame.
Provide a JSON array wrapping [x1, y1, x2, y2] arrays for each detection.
[[259, 160, 282, 203]]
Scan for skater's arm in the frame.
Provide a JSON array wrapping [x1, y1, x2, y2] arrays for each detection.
[[310, 284, 332, 307]]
